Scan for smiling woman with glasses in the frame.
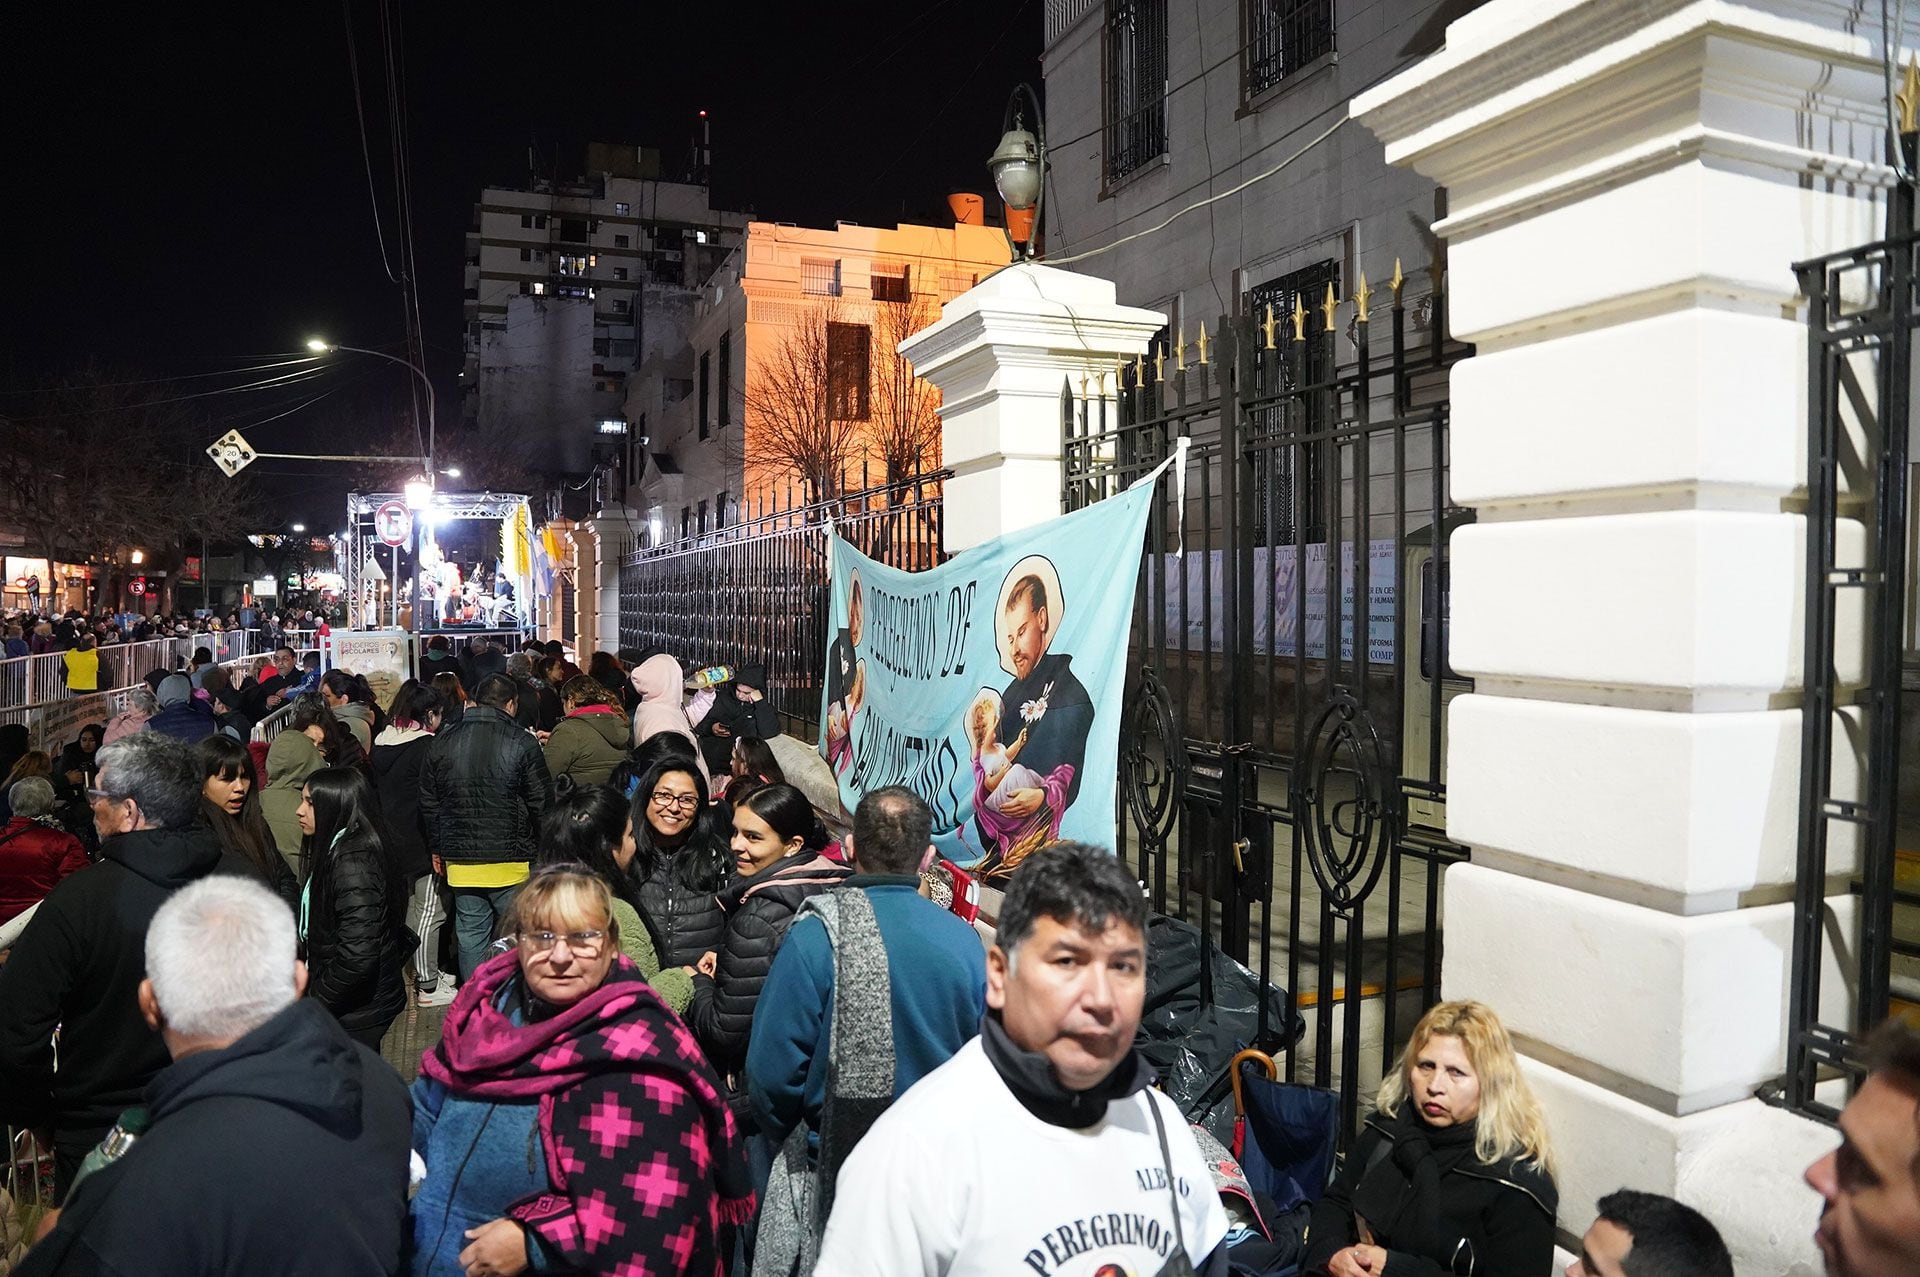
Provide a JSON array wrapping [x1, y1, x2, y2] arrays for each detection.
[[410, 866, 754, 1277], [623, 757, 732, 979]]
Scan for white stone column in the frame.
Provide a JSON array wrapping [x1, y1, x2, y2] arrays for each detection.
[[578, 505, 641, 658], [899, 262, 1166, 552], [1353, 2, 1898, 1270]]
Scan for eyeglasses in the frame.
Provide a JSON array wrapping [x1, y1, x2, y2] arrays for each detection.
[[85, 787, 120, 804], [516, 929, 607, 958], [650, 791, 701, 811]]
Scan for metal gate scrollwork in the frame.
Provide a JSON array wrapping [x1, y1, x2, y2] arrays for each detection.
[[1297, 688, 1395, 915], [1121, 665, 1188, 853]]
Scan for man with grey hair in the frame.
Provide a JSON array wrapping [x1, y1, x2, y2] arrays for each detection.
[[15, 877, 411, 1277], [0, 733, 248, 1201]]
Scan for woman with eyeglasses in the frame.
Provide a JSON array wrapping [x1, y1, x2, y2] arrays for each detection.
[[536, 785, 701, 1013], [627, 756, 732, 976], [410, 866, 754, 1277], [295, 767, 409, 1050]]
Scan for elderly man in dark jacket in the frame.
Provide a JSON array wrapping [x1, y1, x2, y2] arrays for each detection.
[[0, 734, 255, 1200], [419, 672, 552, 978], [14, 875, 411, 1276]]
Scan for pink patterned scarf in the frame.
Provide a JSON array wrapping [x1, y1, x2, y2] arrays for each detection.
[[420, 951, 756, 1274]]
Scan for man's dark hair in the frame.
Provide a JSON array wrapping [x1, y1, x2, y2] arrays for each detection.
[[1866, 1017, 1920, 1177], [996, 842, 1144, 957], [1593, 1190, 1733, 1277], [851, 786, 932, 874], [1007, 574, 1048, 618], [273, 645, 296, 662], [427, 635, 449, 652], [301, 652, 321, 669], [192, 646, 213, 665], [95, 733, 201, 830], [474, 672, 520, 711]]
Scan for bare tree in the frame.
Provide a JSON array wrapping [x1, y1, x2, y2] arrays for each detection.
[[742, 300, 866, 505], [870, 293, 944, 487]]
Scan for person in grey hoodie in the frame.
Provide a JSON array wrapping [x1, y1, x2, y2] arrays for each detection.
[[542, 677, 633, 789], [320, 670, 378, 754]]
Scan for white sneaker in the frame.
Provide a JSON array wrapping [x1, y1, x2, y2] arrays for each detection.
[[415, 979, 457, 1008]]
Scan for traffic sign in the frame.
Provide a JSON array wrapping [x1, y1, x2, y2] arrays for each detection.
[[374, 500, 411, 547], [206, 429, 257, 478]]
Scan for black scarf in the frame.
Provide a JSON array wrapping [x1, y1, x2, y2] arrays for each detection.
[[980, 1011, 1154, 1129], [1351, 1105, 1481, 1257]]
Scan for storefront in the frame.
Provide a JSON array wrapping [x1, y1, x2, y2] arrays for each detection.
[[4, 557, 92, 612]]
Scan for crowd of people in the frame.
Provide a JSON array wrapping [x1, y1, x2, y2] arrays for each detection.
[[1, 602, 338, 701], [0, 635, 1913, 1276]]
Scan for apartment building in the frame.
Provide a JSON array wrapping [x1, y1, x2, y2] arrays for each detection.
[[460, 142, 750, 485], [622, 217, 1010, 544]]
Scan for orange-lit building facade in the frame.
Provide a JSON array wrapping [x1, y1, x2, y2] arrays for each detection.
[[620, 218, 1009, 543]]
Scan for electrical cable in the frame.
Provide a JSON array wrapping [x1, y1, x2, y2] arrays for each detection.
[[0, 363, 352, 420], [0, 355, 322, 397], [343, 0, 402, 283]]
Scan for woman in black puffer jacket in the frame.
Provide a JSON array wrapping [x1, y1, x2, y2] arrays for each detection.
[[686, 783, 849, 1076], [296, 767, 408, 1049], [627, 754, 732, 970], [1305, 1000, 1557, 1277]]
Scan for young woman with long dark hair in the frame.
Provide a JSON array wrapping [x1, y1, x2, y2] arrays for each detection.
[[626, 756, 732, 973], [195, 735, 298, 909], [320, 669, 380, 753], [686, 783, 849, 1075], [295, 767, 409, 1049], [537, 785, 700, 1013], [371, 680, 454, 1007]]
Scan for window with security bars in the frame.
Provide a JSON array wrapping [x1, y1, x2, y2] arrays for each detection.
[[1246, 258, 1340, 546], [802, 259, 842, 296], [826, 322, 871, 421], [1244, 0, 1334, 99], [1104, 0, 1168, 182], [871, 267, 911, 302]]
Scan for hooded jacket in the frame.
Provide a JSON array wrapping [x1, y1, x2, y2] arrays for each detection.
[[629, 654, 710, 782], [332, 700, 376, 755], [418, 704, 553, 865], [13, 999, 411, 1277], [0, 825, 250, 1146], [261, 730, 324, 868], [369, 725, 434, 881], [303, 827, 408, 1037], [1301, 1104, 1558, 1277], [542, 703, 632, 788], [687, 851, 852, 1075], [145, 676, 221, 744]]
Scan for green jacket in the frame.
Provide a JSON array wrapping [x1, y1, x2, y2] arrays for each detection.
[[542, 705, 631, 788], [612, 898, 692, 1014], [261, 730, 324, 870]]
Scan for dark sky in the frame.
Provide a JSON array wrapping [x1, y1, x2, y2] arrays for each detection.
[[1, 1, 1039, 527]]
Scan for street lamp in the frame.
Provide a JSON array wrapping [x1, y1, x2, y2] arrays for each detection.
[[988, 83, 1046, 260], [304, 337, 435, 475], [442, 466, 461, 480], [404, 476, 433, 510], [290, 523, 306, 533]]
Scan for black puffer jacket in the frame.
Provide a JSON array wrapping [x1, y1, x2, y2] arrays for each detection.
[[1303, 1106, 1557, 1277], [637, 864, 728, 969], [369, 726, 434, 881], [418, 705, 552, 864], [687, 851, 851, 1074], [302, 829, 408, 1037]]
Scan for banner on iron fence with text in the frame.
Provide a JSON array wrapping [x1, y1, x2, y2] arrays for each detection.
[[819, 465, 1171, 883]]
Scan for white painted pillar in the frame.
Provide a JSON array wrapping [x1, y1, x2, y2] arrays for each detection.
[[578, 505, 641, 659], [898, 262, 1166, 552], [1353, 2, 1899, 1270]]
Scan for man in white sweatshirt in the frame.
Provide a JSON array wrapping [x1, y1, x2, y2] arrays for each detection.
[[813, 841, 1229, 1277]]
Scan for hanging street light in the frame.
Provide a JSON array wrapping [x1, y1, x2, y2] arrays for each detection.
[[988, 83, 1046, 261]]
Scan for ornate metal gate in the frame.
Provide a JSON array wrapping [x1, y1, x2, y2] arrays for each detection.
[[1063, 265, 1469, 1134]]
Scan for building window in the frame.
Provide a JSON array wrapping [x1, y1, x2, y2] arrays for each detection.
[[1245, 0, 1334, 98], [826, 322, 871, 421], [1104, 0, 1168, 182], [698, 351, 712, 440], [717, 332, 732, 427], [715, 491, 729, 527], [560, 217, 588, 242], [872, 266, 911, 303], [558, 254, 589, 277], [611, 338, 635, 358], [593, 338, 610, 357], [520, 281, 531, 295], [680, 506, 692, 539], [531, 281, 547, 295], [801, 258, 842, 296], [535, 214, 547, 230], [612, 299, 630, 315], [1246, 257, 1340, 546], [611, 266, 628, 281], [521, 214, 532, 229], [697, 498, 709, 531], [615, 201, 631, 215], [615, 233, 631, 248]]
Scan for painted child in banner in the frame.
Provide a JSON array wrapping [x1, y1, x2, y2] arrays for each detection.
[[973, 557, 1093, 881], [967, 690, 1048, 814], [824, 571, 867, 773]]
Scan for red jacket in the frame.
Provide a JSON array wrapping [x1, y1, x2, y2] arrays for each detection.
[[0, 816, 90, 925]]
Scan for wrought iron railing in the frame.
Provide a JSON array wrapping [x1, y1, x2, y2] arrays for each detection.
[[619, 472, 947, 739], [1243, 0, 1335, 98], [1063, 262, 1469, 1139]]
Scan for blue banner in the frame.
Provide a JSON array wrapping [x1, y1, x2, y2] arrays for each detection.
[[820, 478, 1162, 881]]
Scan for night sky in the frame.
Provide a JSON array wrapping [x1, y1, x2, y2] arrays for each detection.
[[1, 1, 1040, 527]]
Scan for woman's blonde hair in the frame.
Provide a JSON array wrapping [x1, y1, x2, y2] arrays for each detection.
[[507, 865, 620, 947], [1376, 1000, 1554, 1174], [560, 675, 613, 711]]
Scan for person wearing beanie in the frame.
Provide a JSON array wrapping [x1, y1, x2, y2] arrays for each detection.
[[144, 675, 220, 743]]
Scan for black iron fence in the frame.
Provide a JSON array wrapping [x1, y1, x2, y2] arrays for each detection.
[[618, 472, 947, 739], [1064, 265, 1469, 1139], [1776, 171, 1919, 1120]]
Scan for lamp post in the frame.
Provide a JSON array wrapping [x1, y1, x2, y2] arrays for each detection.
[[306, 339, 435, 478], [988, 83, 1046, 261]]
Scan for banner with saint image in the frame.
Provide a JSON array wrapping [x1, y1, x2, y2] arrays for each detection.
[[820, 475, 1162, 880]]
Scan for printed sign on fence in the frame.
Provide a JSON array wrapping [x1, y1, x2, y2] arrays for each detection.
[[1160, 539, 1397, 664], [323, 629, 412, 711], [821, 477, 1164, 880]]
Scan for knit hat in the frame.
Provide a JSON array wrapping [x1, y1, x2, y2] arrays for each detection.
[[156, 674, 193, 708]]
